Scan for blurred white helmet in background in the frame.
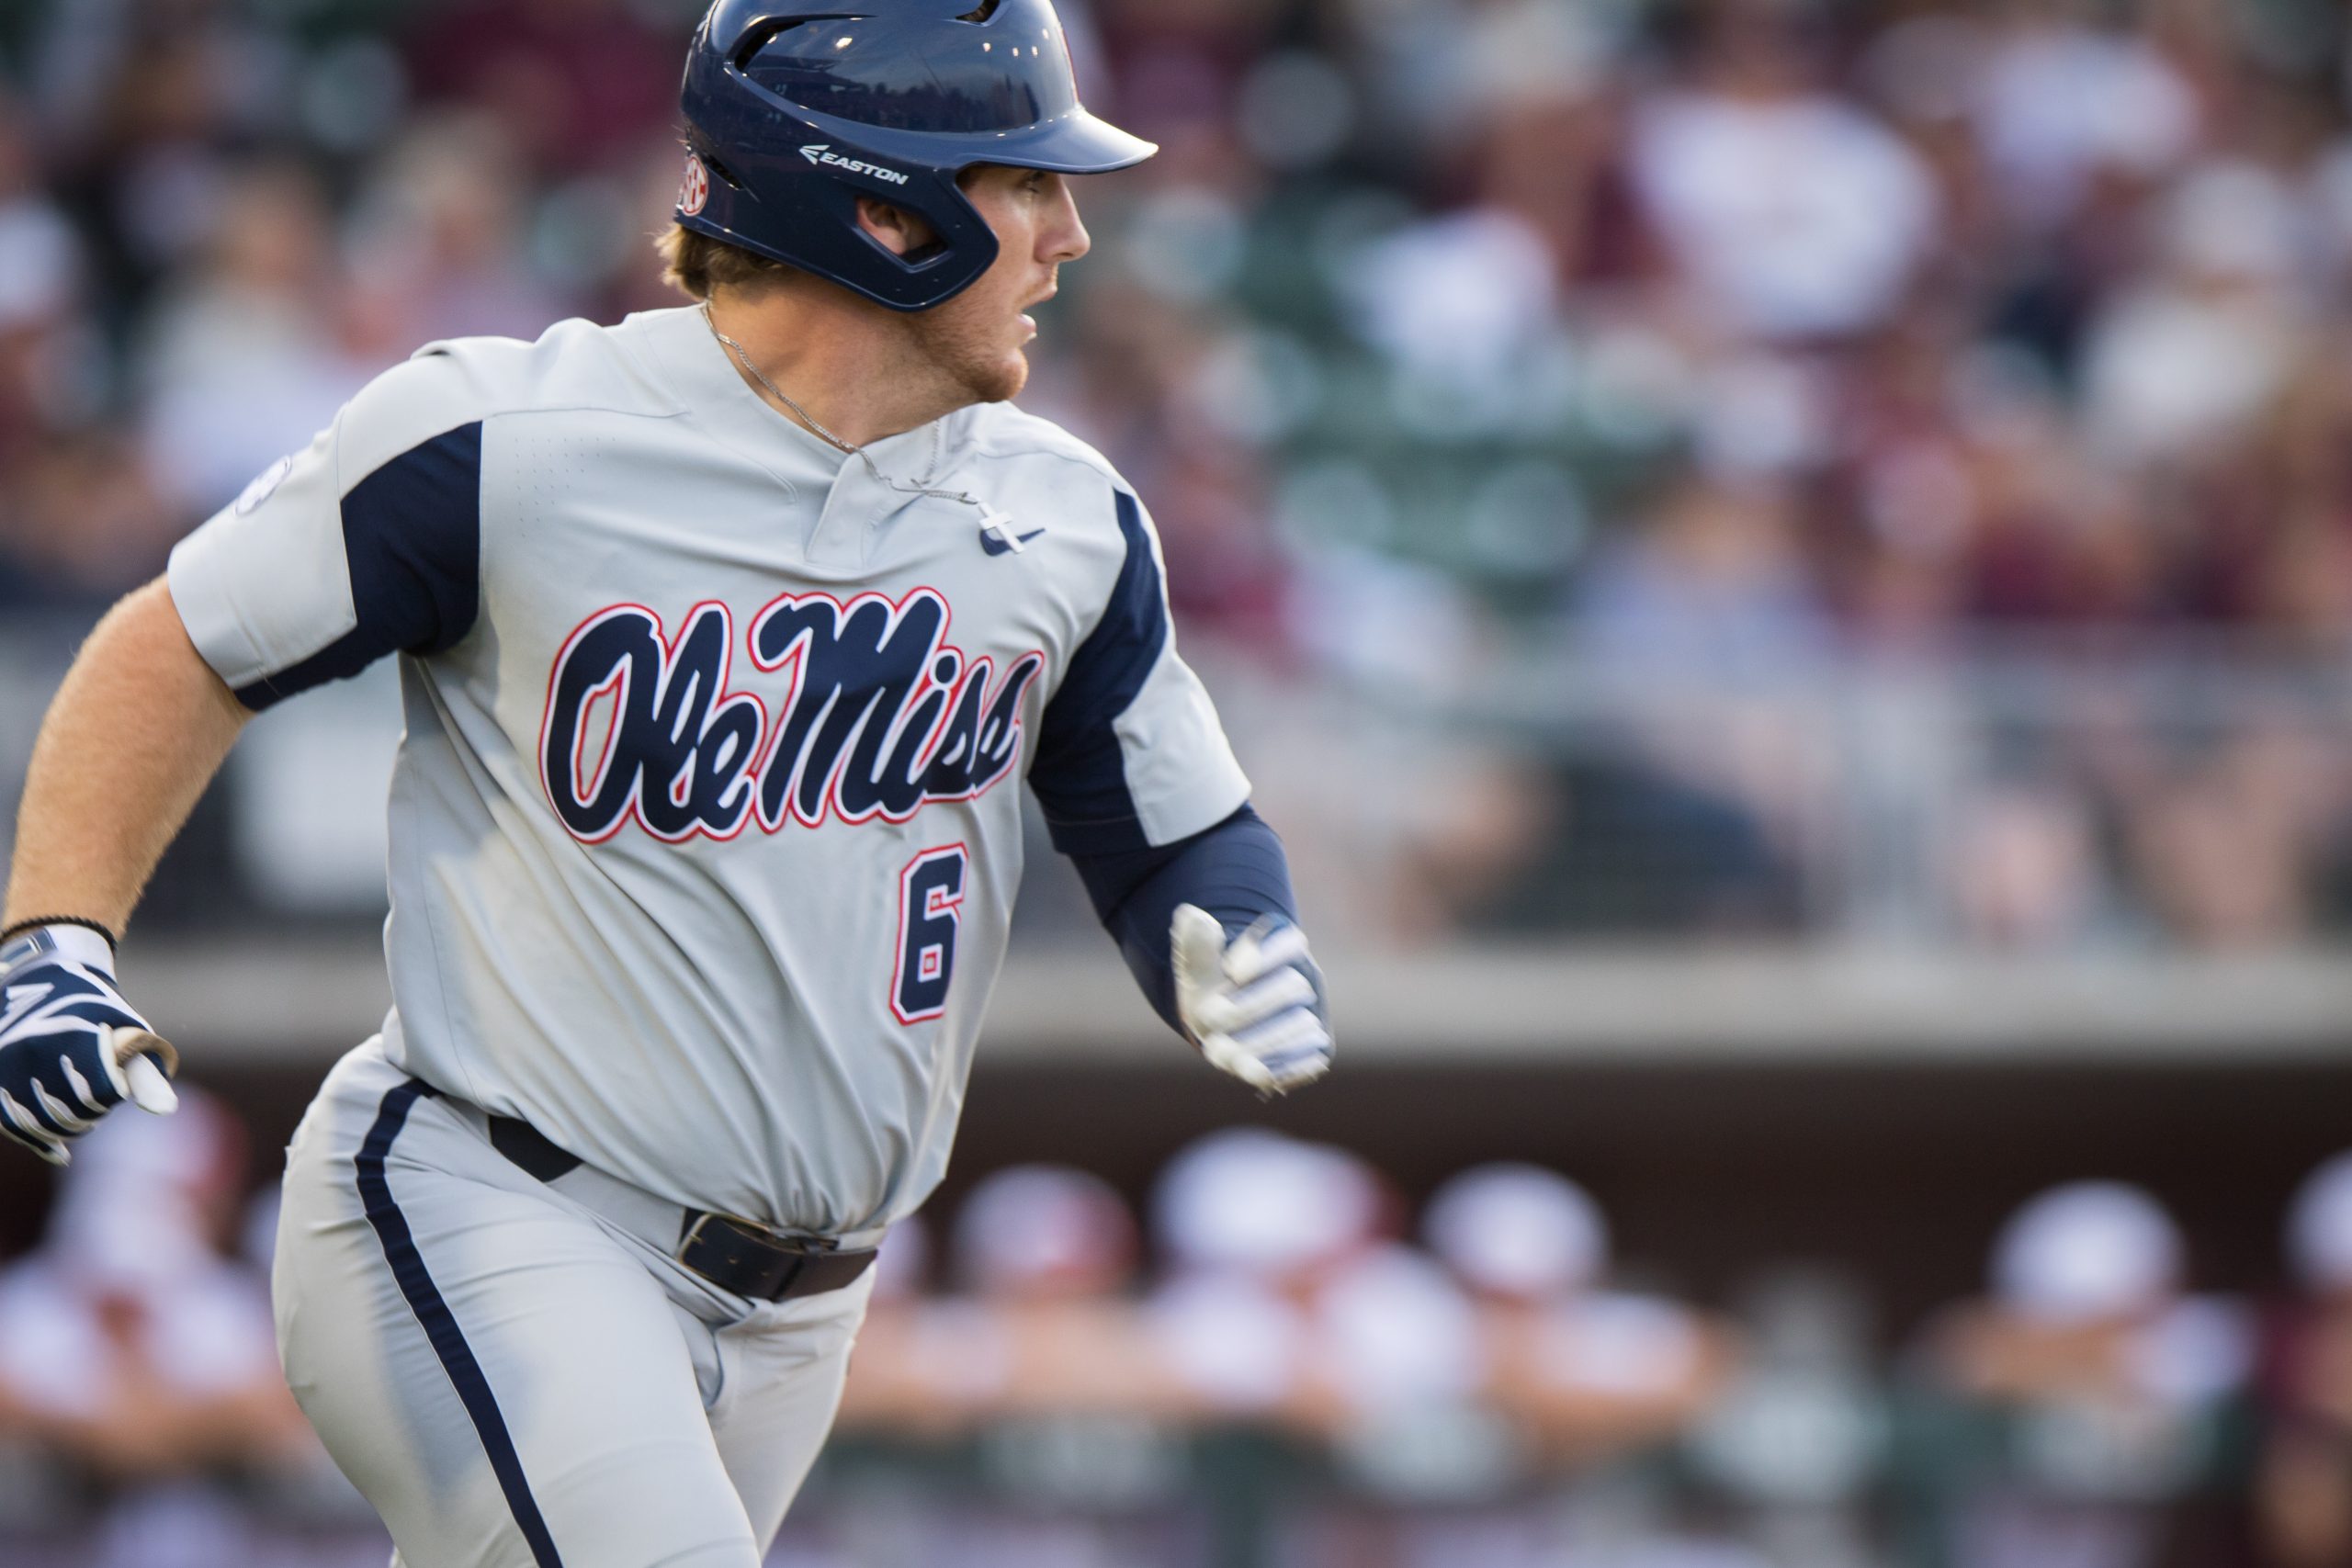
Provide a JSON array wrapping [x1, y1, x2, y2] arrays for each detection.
[[2286, 1152, 2352, 1293], [953, 1164, 1137, 1294], [1991, 1180, 2183, 1325], [1153, 1128, 1382, 1278], [1423, 1162, 1609, 1299]]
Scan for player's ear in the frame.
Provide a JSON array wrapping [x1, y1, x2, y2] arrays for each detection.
[[855, 197, 938, 258]]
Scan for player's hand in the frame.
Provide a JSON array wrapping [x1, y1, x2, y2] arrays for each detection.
[[1171, 904, 1332, 1095], [0, 924, 178, 1166]]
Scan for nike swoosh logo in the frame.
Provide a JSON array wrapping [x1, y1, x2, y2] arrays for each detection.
[[978, 526, 1047, 557]]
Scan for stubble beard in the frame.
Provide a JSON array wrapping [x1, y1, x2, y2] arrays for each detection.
[[903, 292, 1028, 407]]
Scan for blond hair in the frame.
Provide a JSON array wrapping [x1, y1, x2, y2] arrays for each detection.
[[655, 223, 801, 301]]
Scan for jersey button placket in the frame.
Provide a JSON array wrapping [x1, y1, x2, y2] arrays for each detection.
[[805, 463, 890, 570]]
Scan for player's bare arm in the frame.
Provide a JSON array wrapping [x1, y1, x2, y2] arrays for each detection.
[[6, 578, 248, 934], [0, 579, 234, 1161]]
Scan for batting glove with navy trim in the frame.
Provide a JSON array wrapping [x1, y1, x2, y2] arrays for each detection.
[[1172, 905, 1333, 1095], [0, 925, 178, 1166]]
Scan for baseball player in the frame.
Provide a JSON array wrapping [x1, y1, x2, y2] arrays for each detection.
[[0, 1, 1332, 1562]]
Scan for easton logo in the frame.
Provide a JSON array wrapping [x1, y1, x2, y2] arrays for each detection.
[[540, 590, 1044, 843], [799, 143, 910, 185]]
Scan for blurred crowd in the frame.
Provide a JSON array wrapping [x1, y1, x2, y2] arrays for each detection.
[[820, 1141, 2352, 1568], [17, 1101, 2352, 1568], [13, 0, 2352, 947]]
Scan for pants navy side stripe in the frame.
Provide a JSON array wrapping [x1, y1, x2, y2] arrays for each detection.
[[356, 1078, 565, 1568]]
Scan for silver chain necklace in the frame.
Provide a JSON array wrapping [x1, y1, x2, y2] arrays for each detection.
[[701, 303, 1012, 529]]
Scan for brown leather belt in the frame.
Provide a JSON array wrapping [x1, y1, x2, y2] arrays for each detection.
[[487, 1114, 876, 1302]]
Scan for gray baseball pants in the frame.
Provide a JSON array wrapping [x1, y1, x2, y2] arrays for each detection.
[[273, 1040, 872, 1568]]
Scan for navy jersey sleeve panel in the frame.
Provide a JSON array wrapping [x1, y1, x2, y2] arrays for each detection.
[[233, 422, 485, 712], [1072, 802, 1314, 1034], [1029, 490, 1166, 856]]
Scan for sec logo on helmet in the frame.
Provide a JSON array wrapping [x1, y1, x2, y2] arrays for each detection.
[[678, 152, 710, 218]]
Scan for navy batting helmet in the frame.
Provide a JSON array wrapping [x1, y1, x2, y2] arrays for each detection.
[[674, 0, 1156, 311]]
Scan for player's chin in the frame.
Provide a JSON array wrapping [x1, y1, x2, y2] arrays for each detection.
[[965, 344, 1030, 404]]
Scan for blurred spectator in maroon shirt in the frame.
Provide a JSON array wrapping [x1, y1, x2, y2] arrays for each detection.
[[2257, 1154, 2352, 1568], [402, 0, 683, 179]]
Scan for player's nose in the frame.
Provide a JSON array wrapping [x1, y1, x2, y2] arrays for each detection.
[[1042, 180, 1090, 265]]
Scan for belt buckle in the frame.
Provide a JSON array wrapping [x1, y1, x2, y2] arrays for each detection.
[[676, 1211, 834, 1300], [678, 1211, 836, 1257]]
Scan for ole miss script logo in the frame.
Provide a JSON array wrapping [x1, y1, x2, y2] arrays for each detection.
[[539, 589, 1044, 843]]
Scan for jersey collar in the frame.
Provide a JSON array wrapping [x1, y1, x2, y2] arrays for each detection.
[[625, 305, 975, 489]]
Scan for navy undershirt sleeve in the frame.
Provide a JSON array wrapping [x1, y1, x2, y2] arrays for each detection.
[[1069, 802, 1318, 1033], [1029, 491, 1168, 855]]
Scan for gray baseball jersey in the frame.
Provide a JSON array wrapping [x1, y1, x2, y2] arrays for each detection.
[[168, 304, 1248, 1235]]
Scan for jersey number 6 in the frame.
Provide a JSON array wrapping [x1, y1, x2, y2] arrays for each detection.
[[892, 844, 967, 1024]]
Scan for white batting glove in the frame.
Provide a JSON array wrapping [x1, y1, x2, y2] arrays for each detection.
[[1171, 904, 1333, 1095], [0, 925, 178, 1166]]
